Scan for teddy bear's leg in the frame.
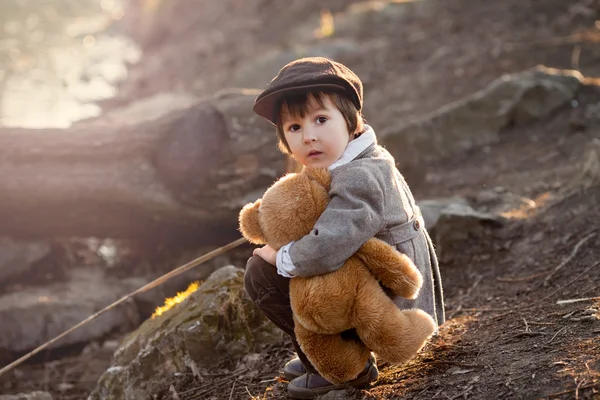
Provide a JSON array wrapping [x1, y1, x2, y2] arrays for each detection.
[[294, 317, 370, 384], [356, 238, 423, 299], [354, 277, 436, 365], [290, 272, 355, 335]]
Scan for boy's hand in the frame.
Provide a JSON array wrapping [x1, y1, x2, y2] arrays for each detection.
[[253, 245, 277, 265]]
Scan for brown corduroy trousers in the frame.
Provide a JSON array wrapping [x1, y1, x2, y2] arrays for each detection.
[[244, 255, 318, 373]]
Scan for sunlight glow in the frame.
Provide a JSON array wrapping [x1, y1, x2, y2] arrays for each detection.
[[501, 192, 551, 220], [0, 0, 139, 128]]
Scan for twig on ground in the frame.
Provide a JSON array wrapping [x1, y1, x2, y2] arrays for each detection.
[[578, 283, 600, 297], [538, 261, 600, 304], [229, 379, 237, 400], [544, 232, 597, 286], [556, 296, 600, 305], [465, 275, 483, 297], [546, 380, 599, 398], [497, 271, 549, 283], [462, 259, 597, 314], [245, 386, 258, 399], [450, 384, 474, 400], [575, 378, 586, 400], [548, 327, 568, 344]]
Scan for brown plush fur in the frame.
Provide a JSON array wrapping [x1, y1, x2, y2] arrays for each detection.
[[239, 168, 436, 383]]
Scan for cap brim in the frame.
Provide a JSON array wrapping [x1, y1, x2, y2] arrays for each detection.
[[253, 83, 347, 124]]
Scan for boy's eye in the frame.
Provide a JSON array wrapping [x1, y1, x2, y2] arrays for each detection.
[[288, 124, 301, 132], [316, 116, 327, 124]]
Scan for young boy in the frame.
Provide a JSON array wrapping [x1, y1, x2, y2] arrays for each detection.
[[244, 57, 444, 399]]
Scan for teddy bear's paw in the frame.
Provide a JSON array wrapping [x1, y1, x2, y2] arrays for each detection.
[[402, 308, 436, 341], [378, 254, 423, 299], [357, 239, 424, 298], [360, 308, 435, 365]]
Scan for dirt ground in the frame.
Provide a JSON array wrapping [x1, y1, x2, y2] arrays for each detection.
[[2, 0, 600, 399]]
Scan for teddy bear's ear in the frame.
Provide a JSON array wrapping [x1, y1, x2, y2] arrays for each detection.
[[239, 200, 266, 244], [304, 167, 331, 190]]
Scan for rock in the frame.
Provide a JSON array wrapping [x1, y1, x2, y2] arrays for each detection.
[[418, 197, 471, 230], [380, 67, 583, 169], [0, 238, 51, 284], [0, 268, 139, 354], [89, 266, 283, 400], [434, 203, 506, 262], [127, 245, 239, 319], [0, 392, 52, 400], [418, 189, 535, 262], [467, 187, 537, 216]]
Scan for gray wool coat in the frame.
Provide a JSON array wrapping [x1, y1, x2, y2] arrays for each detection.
[[288, 143, 445, 327]]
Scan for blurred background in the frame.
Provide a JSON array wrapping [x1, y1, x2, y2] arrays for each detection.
[[1, 0, 600, 399], [0, 0, 138, 128]]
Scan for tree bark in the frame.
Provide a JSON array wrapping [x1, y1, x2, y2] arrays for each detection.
[[0, 92, 286, 244]]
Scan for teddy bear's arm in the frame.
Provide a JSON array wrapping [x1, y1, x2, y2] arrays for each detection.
[[356, 238, 423, 299], [239, 199, 266, 244]]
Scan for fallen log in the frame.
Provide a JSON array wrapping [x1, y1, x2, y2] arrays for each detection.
[[0, 92, 286, 243]]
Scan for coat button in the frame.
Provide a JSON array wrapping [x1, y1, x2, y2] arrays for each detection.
[[413, 219, 420, 230]]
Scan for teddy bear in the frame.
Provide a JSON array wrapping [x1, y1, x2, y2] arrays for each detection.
[[239, 167, 436, 383]]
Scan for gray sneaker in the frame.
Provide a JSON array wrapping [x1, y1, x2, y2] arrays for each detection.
[[283, 357, 307, 381], [287, 361, 378, 399]]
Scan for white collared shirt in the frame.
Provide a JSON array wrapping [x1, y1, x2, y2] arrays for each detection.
[[275, 125, 377, 278]]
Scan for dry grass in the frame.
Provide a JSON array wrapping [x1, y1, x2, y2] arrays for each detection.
[[152, 281, 200, 319]]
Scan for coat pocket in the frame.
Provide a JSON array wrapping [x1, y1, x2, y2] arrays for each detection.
[[396, 231, 429, 271]]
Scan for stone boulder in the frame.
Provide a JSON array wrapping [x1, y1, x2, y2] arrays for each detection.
[[0, 238, 51, 285], [89, 266, 283, 400], [419, 188, 537, 262], [0, 268, 140, 354], [380, 67, 583, 169], [434, 202, 506, 262], [419, 197, 471, 230]]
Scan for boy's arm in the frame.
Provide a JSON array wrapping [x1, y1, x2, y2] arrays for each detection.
[[287, 165, 385, 277]]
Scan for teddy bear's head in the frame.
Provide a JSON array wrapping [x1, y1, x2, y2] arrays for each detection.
[[239, 167, 331, 250]]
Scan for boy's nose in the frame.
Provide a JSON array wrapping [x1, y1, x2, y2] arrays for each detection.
[[303, 129, 317, 144]]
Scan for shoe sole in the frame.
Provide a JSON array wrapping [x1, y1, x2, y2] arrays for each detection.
[[287, 364, 379, 399], [285, 353, 376, 381]]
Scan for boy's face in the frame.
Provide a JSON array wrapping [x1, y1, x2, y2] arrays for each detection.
[[281, 94, 353, 168]]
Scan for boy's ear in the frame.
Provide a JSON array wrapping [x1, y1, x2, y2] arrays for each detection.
[[304, 167, 331, 190], [239, 199, 266, 244]]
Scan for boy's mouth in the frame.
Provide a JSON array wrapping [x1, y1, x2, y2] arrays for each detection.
[[307, 150, 322, 157]]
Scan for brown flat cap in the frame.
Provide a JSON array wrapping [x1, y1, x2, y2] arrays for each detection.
[[253, 57, 363, 124]]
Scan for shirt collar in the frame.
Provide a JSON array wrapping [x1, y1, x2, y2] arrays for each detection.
[[328, 125, 376, 171]]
